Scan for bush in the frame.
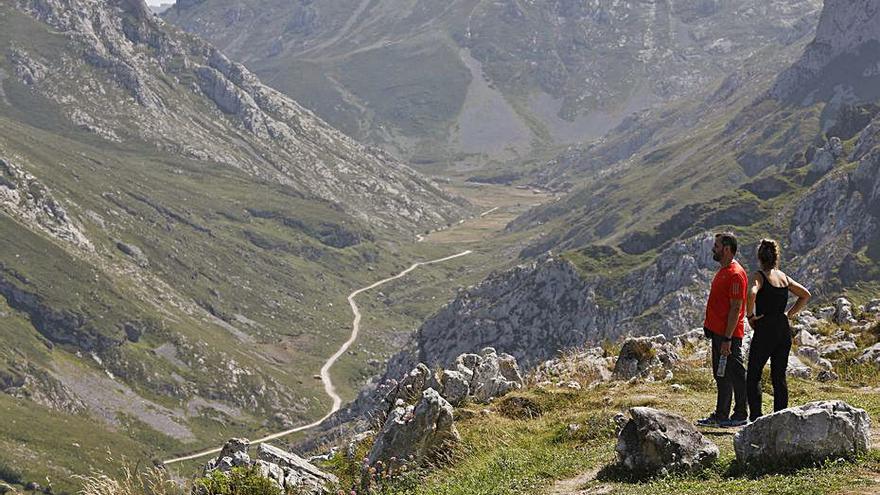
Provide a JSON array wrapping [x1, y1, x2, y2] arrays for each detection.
[[194, 467, 282, 495], [0, 460, 22, 485]]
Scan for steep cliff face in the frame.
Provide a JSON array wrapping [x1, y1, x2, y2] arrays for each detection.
[[770, 0, 880, 103]]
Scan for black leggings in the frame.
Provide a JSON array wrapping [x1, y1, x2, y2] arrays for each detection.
[[746, 316, 792, 421]]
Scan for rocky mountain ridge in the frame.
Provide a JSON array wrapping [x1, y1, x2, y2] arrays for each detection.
[[163, 0, 823, 166]]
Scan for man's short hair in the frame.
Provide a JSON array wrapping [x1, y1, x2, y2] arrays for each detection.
[[715, 232, 738, 254]]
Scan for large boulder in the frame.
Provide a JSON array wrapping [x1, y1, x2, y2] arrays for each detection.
[[256, 443, 338, 494], [612, 335, 680, 381], [734, 401, 871, 466], [367, 388, 460, 470], [470, 347, 524, 403], [616, 407, 718, 476]]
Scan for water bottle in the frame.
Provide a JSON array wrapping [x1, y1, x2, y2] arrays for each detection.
[[716, 354, 728, 378]]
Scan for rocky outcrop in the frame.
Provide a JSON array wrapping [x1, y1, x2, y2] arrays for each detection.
[[0, 158, 92, 250], [255, 444, 338, 494], [204, 438, 252, 473], [204, 438, 337, 494], [616, 407, 718, 476], [469, 347, 524, 403], [367, 388, 460, 470], [734, 401, 871, 466], [383, 234, 717, 380], [612, 335, 680, 381]]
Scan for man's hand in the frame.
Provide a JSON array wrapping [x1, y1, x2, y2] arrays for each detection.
[[720, 340, 732, 356]]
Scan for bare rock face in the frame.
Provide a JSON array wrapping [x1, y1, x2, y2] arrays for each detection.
[[770, 0, 880, 101], [367, 388, 460, 470], [612, 335, 680, 381], [616, 407, 719, 476], [734, 401, 871, 466]]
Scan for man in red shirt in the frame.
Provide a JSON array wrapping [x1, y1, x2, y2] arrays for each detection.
[[697, 232, 749, 428]]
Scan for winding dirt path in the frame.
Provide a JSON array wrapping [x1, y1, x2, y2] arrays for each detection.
[[161, 250, 472, 465]]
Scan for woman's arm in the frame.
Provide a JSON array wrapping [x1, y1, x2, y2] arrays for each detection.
[[747, 272, 762, 328], [784, 272, 811, 318]]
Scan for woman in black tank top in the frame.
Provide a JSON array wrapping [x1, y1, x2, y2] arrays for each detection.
[[744, 239, 812, 422]]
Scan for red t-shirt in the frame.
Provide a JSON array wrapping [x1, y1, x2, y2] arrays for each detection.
[[704, 260, 748, 338]]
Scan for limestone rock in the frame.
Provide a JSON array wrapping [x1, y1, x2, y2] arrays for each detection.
[[454, 353, 481, 382], [820, 341, 857, 357], [256, 443, 338, 494], [787, 355, 813, 379], [865, 299, 880, 314], [857, 343, 880, 366], [794, 330, 819, 348], [797, 346, 821, 364], [205, 438, 250, 473], [395, 363, 432, 403], [470, 348, 523, 403], [438, 370, 470, 406], [817, 370, 839, 382], [367, 388, 460, 469], [616, 407, 718, 475], [734, 401, 871, 466], [612, 334, 680, 381], [834, 297, 857, 325]]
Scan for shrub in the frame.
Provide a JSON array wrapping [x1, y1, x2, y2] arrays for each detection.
[[193, 467, 281, 495], [0, 460, 22, 485]]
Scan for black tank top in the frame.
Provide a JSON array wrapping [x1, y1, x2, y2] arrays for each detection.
[[755, 270, 789, 317]]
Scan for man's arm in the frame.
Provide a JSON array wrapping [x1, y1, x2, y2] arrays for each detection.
[[725, 299, 743, 338]]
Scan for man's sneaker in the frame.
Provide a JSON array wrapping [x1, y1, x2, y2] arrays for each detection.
[[719, 417, 748, 428], [695, 414, 723, 427]]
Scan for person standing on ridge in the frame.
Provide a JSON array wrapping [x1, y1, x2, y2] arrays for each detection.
[[697, 232, 749, 428], [744, 238, 811, 421]]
